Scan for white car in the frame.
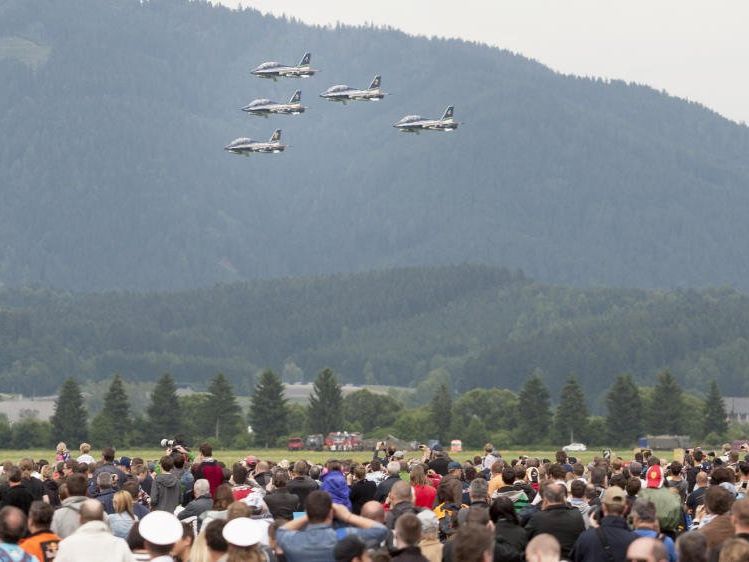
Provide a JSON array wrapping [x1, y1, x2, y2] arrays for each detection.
[[563, 442, 587, 452]]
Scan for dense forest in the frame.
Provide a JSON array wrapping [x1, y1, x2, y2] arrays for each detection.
[[1, 265, 749, 405], [1, 0, 749, 292]]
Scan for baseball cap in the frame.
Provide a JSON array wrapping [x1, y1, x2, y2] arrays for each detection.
[[333, 534, 366, 562], [222, 517, 266, 547], [602, 486, 626, 506], [646, 464, 665, 489], [139, 511, 183, 545], [447, 461, 462, 471], [431, 444, 443, 452]]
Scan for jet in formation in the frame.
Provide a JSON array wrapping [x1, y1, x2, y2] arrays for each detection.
[[224, 129, 285, 155], [319, 75, 387, 103], [393, 106, 459, 133], [241, 90, 306, 117], [251, 52, 317, 80]]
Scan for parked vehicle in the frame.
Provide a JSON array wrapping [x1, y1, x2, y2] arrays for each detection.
[[305, 434, 324, 451], [287, 437, 304, 451]]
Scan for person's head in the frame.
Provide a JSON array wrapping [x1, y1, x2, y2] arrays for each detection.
[[437, 477, 463, 505], [601, 486, 627, 517], [255, 461, 269, 474], [491, 460, 503, 475], [389, 480, 412, 506], [97, 472, 113, 491], [570, 479, 586, 499], [5, 466, 21, 485], [394, 513, 421, 548], [213, 484, 234, 511], [79, 442, 91, 455], [627, 537, 669, 562], [360, 500, 385, 524], [174, 522, 195, 561], [305, 490, 333, 524], [203, 519, 228, 556], [0, 507, 27, 544], [469, 478, 489, 503], [18, 458, 34, 478], [333, 534, 369, 562], [732, 498, 749, 533], [718, 538, 749, 562], [293, 460, 309, 477], [126, 521, 146, 552], [199, 443, 213, 458], [406, 464, 425, 486], [66, 473, 88, 496], [631, 498, 658, 528], [417, 509, 439, 539], [501, 467, 516, 486], [705, 484, 735, 516], [525, 533, 560, 562], [386, 461, 400, 477], [675, 532, 707, 562], [28, 501, 54, 533], [452, 523, 494, 562], [193, 478, 210, 498], [102, 447, 116, 463], [159, 455, 174, 473], [79, 499, 105, 524], [272, 470, 288, 489], [113, 490, 134, 517], [226, 501, 252, 520], [490, 496, 519, 526], [711, 467, 734, 486], [541, 481, 566, 508]]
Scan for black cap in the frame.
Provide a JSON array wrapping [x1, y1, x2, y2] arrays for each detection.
[[333, 535, 365, 562]]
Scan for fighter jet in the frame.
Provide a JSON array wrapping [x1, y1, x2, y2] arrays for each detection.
[[250, 53, 317, 80], [241, 91, 306, 117], [224, 129, 286, 155], [319, 75, 387, 103], [393, 106, 459, 133]]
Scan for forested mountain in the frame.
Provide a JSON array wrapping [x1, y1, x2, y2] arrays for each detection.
[[1, 0, 749, 291], [2, 265, 749, 406]]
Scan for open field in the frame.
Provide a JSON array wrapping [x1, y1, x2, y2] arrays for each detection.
[[0, 448, 677, 466]]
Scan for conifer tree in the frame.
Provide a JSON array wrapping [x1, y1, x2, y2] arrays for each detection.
[[553, 375, 589, 444], [429, 384, 452, 444], [515, 375, 552, 445], [307, 368, 343, 435], [90, 374, 132, 447], [51, 378, 88, 445], [605, 374, 643, 445], [249, 370, 288, 448], [206, 373, 242, 443], [146, 374, 182, 442], [647, 370, 685, 435], [703, 379, 728, 438]]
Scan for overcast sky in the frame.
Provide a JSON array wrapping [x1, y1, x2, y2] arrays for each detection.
[[217, 0, 748, 124]]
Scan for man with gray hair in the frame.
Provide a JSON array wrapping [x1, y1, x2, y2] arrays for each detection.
[[56, 500, 135, 562], [94, 472, 115, 515], [417, 510, 442, 562], [177, 479, 212, 522], [631, 499, 677, 562], [374, 461, 402, 503], [458, 478, 489, 525]]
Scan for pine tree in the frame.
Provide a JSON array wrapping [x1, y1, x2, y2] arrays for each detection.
[[429, 384, 452, 444], [307, 368, 343, 435], [146, 374, 182, 443], [553, 375, 589, 444], [249, 370, 288, 448], [515, 375, 552, 445], [703, 379, 728, 438], [647, 370, 685, 435], [206, 373, 242, 443], [90, 374, 132, 447], [605, 374, 643, 445], [50, 378, 88, 446]]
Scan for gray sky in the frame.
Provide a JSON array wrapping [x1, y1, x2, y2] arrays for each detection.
[[217, 0, 748, 124]]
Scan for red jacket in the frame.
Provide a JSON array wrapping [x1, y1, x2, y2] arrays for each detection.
[[195, 459, 224, 497], [413, 484, 437, 510]]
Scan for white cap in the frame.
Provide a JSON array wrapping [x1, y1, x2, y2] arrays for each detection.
[[139, 511, 183, 546], [222, 518, 267, 547]]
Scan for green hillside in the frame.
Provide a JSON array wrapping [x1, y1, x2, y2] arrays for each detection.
[[2, 265, 749, 403], [0, 0, 748, 291]]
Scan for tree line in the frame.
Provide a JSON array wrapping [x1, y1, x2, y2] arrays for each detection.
[[0, 367, 735, 450]]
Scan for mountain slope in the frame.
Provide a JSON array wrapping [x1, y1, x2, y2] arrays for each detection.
[[1, 0, 749, 290]]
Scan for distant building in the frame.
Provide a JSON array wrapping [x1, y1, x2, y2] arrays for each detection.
[[724, 397, 749, 423]]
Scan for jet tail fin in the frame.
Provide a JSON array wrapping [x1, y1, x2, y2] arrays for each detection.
[[298, 52, 311, 66], [441, 106, 454, 120], [289, 90, 302, 103], [270, 129, 282, 143], [369, 75, 381, 89]]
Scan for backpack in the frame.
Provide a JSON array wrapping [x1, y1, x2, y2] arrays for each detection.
[[436, 502, 466, 542]]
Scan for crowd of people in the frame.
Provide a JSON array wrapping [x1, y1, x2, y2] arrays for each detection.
[[0, 440, 748, 561]]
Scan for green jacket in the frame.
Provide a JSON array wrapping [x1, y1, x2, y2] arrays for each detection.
[[638, 487, 683, 532]]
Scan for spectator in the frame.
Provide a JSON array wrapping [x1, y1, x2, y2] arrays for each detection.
[[94, 472, 116, 515], [733, 497, 749, 541], [221, 517, 269, 561], [107, 491, 137, 539], [20, 501, 60, 562], [487, 461, 505, 498], [40, 465, 60, 508], [482, 444, 500, 472], [667, 462, 688, 503], [276, 490, 387, 562], [719, 538, 749, 562], [132, 461, 153, 497], [19, 459, 47, 503], [630, 499, 677, 562], [699, 485, 736, 550], [638, 463, 682, 537], [570, 486, 637, 562], [426, 449, 450, 478], [433, 477, 466, 542], [173, 522, 194, 562], [526, 533, 561, 562], [458, 479, 489, 525], [374, 462, 402, 503], [524, 481, 584, 560], [320, 460, 352, 509], [687, 471, 709, 517], [55, 499, 134, 562], [333, 535, 368, 562], [385, 481, 421, 529], [264, 470, 300, 521], [626, 537, 669, 562], [120, 480, 149, 519], [349, 465, 377, 515], [199, 484, 235, 529], [391, 513, 428, 562], [77, 443, 95, 465], [416, 510, 442, 562], [177, 479, 213, 522], [150, 455, 181, 513], [90, 447, 128, 494], [409, 465, 436, 511], [203, 519, 229, 560], [0, 467, 33, 515], [125, 522, 150, 562], [0, 506, 35, 562], [493, 468, 529, 513], [287, 460, 319, 511], [193, 443, 224, 497], [675, 532, 707, 562], [451, 523, 494, 562], [253, 461, 272, 489], [229, 463, 255, 502], [52, 473, 88, 538], [138, 511, 183, 562]]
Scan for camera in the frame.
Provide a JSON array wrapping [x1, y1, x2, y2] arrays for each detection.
[[160, 437, 189, 455]]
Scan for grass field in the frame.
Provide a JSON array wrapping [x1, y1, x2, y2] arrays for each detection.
[[0, 448, 676, 466]]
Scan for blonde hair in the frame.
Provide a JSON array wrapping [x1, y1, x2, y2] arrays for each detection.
[[79, 443, 91, 454], [113, 490, 134, 518], [57, 442, 67, 453]]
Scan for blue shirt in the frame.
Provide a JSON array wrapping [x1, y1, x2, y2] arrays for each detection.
[[634, 529, 677, 562], [0, 543, 38, 562], [277, 523, 388, 562]]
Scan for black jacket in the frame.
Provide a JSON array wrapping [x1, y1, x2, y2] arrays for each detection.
[[385, 501, 422, 529], [264, 489, 300, 521], [391, 546, 428, 562], [0, 485, 34, 514], [287, 476, 318, 511], [350, 479, 377, 514], [570, 516, 637, 562], [493, 519, 528, 562], [177, 494, 213, 521], [525, 504, 585, 560], [374, 475, 401, 503]]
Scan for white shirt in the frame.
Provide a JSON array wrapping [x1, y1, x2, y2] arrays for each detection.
[[56, 521, 135, 562]]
